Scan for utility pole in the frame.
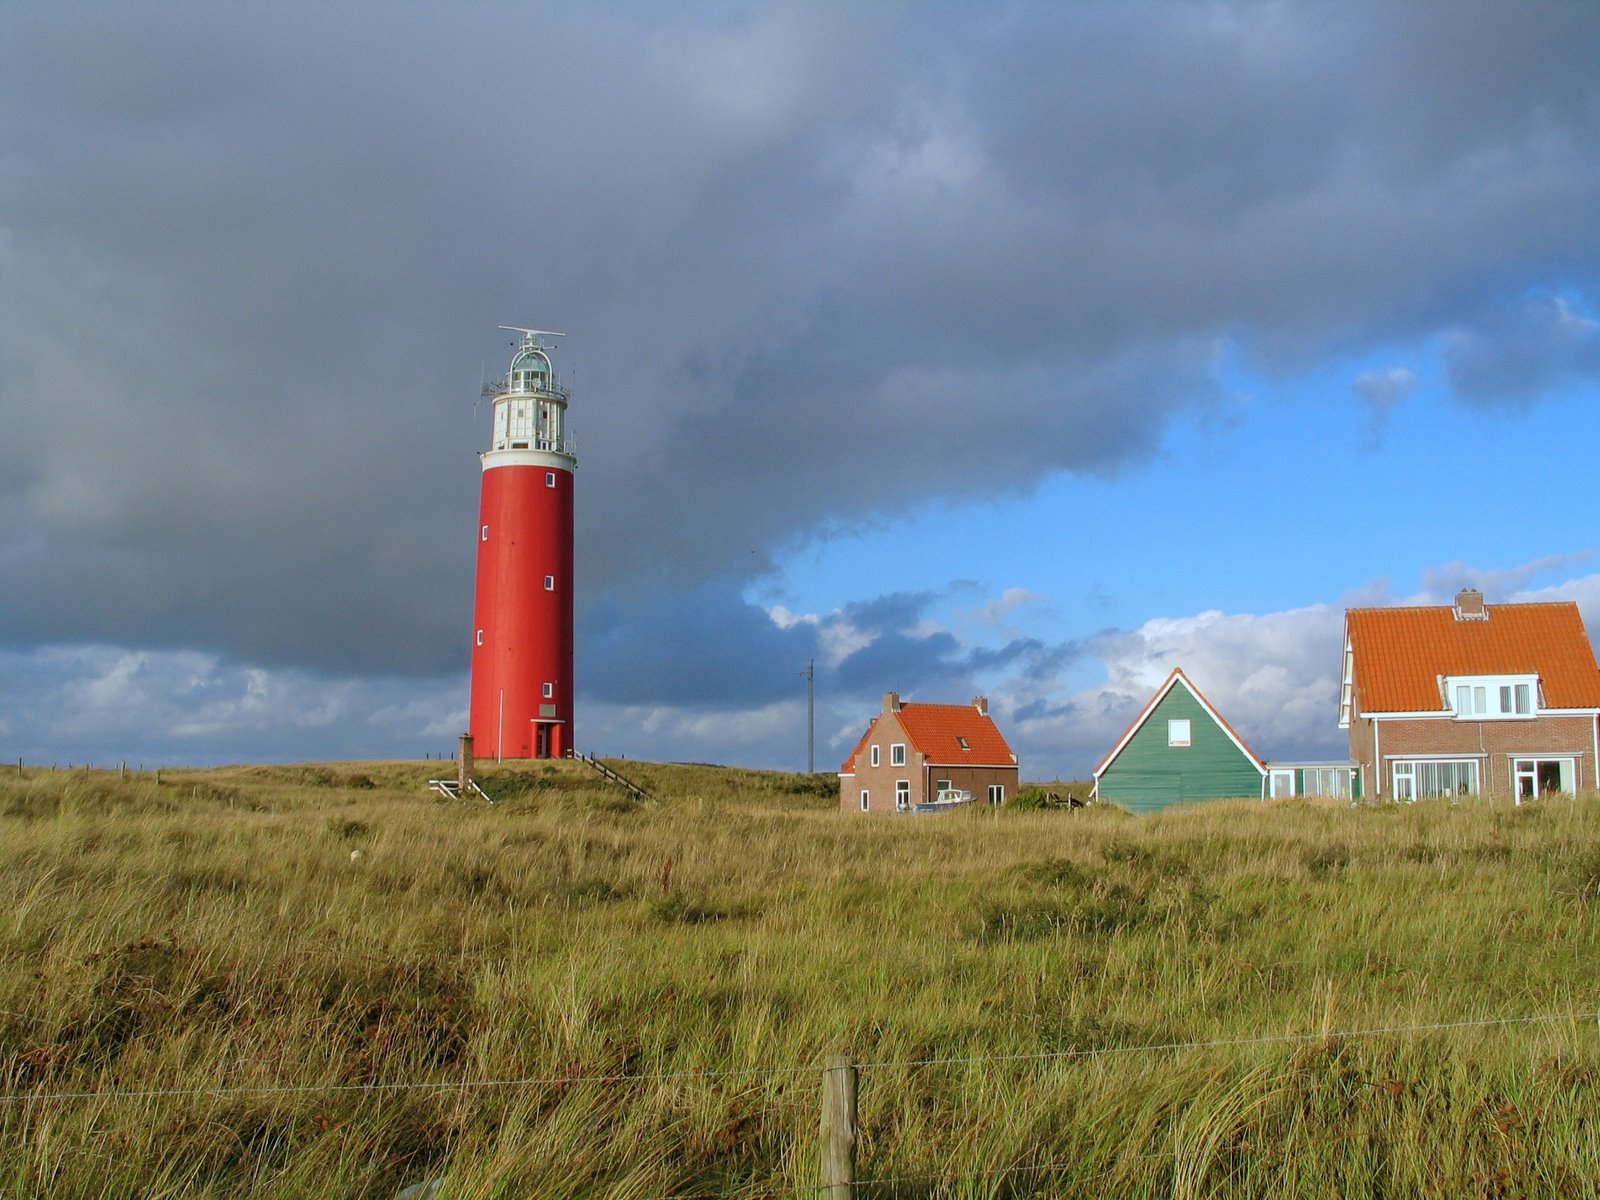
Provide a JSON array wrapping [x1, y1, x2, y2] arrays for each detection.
[[804, 658, 815, 774]]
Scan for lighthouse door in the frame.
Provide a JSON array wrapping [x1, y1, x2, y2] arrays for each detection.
[[534, 723, 550, 760]]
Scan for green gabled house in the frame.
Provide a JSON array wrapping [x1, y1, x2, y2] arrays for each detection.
[[1093, 668, 1267, 813]]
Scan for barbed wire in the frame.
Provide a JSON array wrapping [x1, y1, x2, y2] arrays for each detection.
[[0, 1008, 1587, 1107]]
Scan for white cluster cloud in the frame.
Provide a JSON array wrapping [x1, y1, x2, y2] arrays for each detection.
[[0, 645, 463, 766], [7, 559, 1596, 777]]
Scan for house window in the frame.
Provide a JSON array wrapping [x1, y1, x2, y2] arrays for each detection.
[[956, 736, 970, 750], [988, 784, 1005, 805], [1512, 758, 1574, 802], [1392, 759, 1479, 801], [1447, 675, 1537, 720], [936, 778, 952, 793], [544, 575, 555, 591], [870, 745, 880, 768], [1303, 768, 1351, 799], [890, 743, 907, 766], [894, 781, 910, 810], [481, 524, 489, 541], [1168, 719, 1191, 747], [542, 682, 554, 699], [860, 789, 869, 812]]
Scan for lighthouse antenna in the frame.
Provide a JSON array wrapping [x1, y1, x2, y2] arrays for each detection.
[[498, 326, 566, 340]]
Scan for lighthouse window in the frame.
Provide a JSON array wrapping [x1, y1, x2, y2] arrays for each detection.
[[475, 630, 484, 646], [544, 575, 555, 591], [543, 682, 554, 699], [546, 472, 556, 487], [481, 525, 489, 541]]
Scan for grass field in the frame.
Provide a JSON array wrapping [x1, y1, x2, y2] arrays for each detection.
[[1, 758, 1598, 1198]]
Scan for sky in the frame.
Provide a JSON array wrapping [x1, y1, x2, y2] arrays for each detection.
[[2, 1, 1598, 781]]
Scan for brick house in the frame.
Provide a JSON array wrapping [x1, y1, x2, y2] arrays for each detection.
[[839, 693, 1018, 813], [1339, 589, 1600, 800]]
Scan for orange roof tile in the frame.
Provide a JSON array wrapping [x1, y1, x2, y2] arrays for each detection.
[[896, 702, 1016, 765], [1347, 601, 1600, 713]]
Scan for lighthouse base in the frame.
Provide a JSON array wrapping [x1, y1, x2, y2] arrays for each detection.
[[533, 721, 568, 760]]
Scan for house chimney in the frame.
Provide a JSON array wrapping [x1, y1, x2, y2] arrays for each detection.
[[883, 691, 901, 712], [972, 696, 988, 716], [1454, 588, 1487, 620]]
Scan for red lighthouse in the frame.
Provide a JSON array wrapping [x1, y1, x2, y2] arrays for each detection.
[[469, 327, 575, 760]]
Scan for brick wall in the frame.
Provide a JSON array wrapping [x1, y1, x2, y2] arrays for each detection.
[[1369, 714, 1596, 795]]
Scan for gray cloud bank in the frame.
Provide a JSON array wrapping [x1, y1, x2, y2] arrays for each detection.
[[2, 2, 1598, 761]]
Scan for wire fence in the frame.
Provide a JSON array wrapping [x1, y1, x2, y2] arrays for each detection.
[[2, 1007, 1589, 1107]]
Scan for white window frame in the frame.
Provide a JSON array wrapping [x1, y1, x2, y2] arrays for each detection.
[[890, 743, 907, 767], [1391, 758, 1480, 801], [987, 784, 1005, 805], [1269, 768, 1296, 798], [544, 575, 556, 591], [546, 472, 557, 487], [1303, 767, 1351, 799], [1446, 674, 1538, 720], [481, 524, 489, 541], [542, 682, 554, 699], [870, 745, 880, 768], [1511, 757, 1576, 803], [894, 781, 910, 811], [859, 789, 869, 812], [475, 630, 484, 646], [1168, 719, 1191, 747]]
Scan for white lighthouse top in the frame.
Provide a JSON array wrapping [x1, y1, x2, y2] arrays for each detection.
[[498, 327, 568, 398], [484, 326, 575, 464]]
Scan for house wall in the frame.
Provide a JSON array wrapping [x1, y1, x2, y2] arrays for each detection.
[[1098, 687, 1264, 814], [840, 711, 918, 812], [1346, 679, 1377, 798], [1367, 714, 1597, 796], [920, 764, 1019, 805]]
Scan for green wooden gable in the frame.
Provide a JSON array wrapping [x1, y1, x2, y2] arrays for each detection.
[[1095, 671, 1265, 814]]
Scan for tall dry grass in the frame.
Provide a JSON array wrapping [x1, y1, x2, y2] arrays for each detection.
[[1, 759, 1597, 1197]]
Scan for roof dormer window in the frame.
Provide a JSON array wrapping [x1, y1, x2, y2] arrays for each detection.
[[1447, 674, 1536, 719]]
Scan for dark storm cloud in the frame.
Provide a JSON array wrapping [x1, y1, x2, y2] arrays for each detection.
[[805, 587, 1088, 707], [2, 0, 1598, 706], [580, 581, 817, 707], [1444, 294, 1600, 408]]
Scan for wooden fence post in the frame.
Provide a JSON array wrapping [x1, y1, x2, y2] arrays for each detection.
[[821, 1054, 857, 1198], [458, 733, 474, 793]]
